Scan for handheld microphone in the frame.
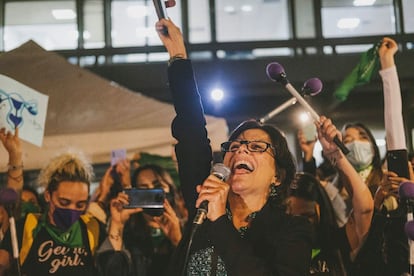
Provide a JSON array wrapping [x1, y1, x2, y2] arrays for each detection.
[[265, 62, 349, 155], [399, 181, 414, 269], [0, 188, 21, 275], [405, 220, 414, 241], [399, 182, 414, 239], [0, 187, 18, 216], [153, 0, 176, 35], [193, 163, 231, 225], [399, 181, 414, 215], [259, 77, 323, 123]]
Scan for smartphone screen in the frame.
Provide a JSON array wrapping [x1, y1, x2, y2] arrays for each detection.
[[387, 149, 409, 178], [123, 188, 165, 209], [111, 149, 127, 166]]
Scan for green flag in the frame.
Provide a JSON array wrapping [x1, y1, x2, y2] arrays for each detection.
[[333, 40, 382, 102]]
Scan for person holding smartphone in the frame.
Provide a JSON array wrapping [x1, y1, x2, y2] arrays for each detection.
[[121, 164, 185, 276], [90, 160, 185, 276]]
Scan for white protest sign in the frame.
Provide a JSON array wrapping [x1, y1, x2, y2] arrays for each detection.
[[0, 74, 48, 147]]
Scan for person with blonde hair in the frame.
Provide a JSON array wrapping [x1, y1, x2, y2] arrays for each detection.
[[0, 149, 142, 276]]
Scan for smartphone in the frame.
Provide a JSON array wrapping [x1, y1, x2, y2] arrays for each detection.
[[123, 188, 165, 216], [302, 123, 317, 142], [153, 0, 168, 20], [387, 149, 409, 178], [111, 149, 127, 166]]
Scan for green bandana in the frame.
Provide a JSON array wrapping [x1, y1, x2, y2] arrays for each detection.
[[34, 212, 84, 248], [20, 201, 41, 218], [312, 248, 321, 259], [333, 40, 382, 102]]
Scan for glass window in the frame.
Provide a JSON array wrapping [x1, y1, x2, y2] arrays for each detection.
[[215, 0, 290, 42], [402, 0, 414, 33], [84, 0, 105, 49], [111, 0, 182, 48], [294, 0, 316, 38], [321, 0, 395, 38], [189, 0, 211, 43], [4, 1, 77, 51]]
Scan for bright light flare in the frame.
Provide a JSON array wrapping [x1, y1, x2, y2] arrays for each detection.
[[353, 0, 376, 6], [52, 9, 76, 20], [211, 88, 224, 101], [299, 112, 311, 123]]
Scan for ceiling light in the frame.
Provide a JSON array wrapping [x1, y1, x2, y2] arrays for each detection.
[[127, 5, 148, 18], [241, 5, 253, 12], [337, 18, 360, 29], [353, 0, 376, 6], [52, 9, 76, 20], [211, 88, 224, 101], [224, 6, 236, 14]]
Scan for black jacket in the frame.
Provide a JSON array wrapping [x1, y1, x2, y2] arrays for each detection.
[[166, 59, 312, 276]]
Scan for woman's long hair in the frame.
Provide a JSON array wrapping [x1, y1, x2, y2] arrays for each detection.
[[289, 172, 347, 275], [342, 122, 383, 195]]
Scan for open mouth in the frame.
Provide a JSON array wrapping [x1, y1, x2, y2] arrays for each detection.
[[233, 160, 254, 172]]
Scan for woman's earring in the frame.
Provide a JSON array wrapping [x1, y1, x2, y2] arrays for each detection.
[[269, 183, 278, 197]]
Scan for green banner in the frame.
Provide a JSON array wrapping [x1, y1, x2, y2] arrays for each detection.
[[333, 40, 382, 102]]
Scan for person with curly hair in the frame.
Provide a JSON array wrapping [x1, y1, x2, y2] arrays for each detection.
[[0, 150, 142, 276]]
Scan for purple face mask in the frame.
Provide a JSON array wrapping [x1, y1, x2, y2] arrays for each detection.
[[52, 207, 83, 230]]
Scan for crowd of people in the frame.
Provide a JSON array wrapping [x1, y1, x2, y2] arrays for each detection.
[[0, 18, 413, 276]]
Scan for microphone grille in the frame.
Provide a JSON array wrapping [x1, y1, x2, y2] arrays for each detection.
[[302, 78, 323, 96], [399, 181, 414, 199], [0, 188, 18, 205], [211, 163, 231, 181], [266, 62, 285, 82]]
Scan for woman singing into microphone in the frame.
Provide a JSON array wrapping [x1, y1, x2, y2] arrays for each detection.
[[156, 18, 312, 276]]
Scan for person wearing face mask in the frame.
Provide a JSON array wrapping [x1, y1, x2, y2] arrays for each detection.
[[288, 115, 375, 275], [0, 150, 143, 276], [156, 18, 312, 276], [20, 185, 43, 219], [345, 139, 374, 172], [323, 38, 412, 275], [341, 122, 383, 197]]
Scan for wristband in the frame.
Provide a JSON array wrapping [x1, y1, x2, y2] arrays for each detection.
[[168, 54, 185, 66]]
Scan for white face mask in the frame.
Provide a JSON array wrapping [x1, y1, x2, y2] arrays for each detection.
[[345, 140, 374, 171]]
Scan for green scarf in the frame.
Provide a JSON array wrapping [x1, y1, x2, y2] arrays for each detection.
[[33, 212, 84, 248]]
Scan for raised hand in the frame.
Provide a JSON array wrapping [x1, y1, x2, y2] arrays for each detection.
[[153, 199, 182, 246], [378, 37, 398, 69], [0, 127, 22, 163], [316, 116, 342, 154], [155, 18, 187, 59], [195, 174, 230, 222]]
